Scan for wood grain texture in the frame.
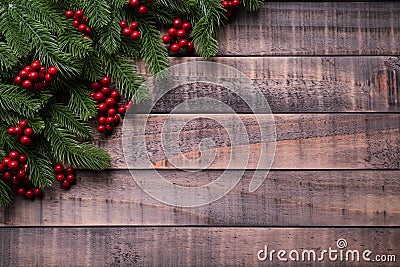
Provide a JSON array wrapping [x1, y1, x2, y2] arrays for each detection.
[[216, 2, 400, 56], [1, 170, 399, 226], [91, 114, 400, 169], [1, 227, 398, 266], [135, 57, 400, 113]]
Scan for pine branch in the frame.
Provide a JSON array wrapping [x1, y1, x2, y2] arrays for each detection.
[[58, 29, 93, 58], [0, 85, 42, 118], [242, 0, 264, 12], [68, 84, 97, 121], [82, 0, 111, 29], [96, 17, 122, 56], [0, 42, 18, 72], [81, 51, 103, 81], [0, 180, 13, 206], [25, 146, 55, 188]]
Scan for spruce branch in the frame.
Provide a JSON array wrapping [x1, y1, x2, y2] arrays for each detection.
[[0, 85, 42, 118], [242, 0, 263, 12], [0, 180, 13, 206], [67, 84, 97, 121], [0, 42, 17, 72], [81, 0, 111, 29], [96, 17, 122, 56]]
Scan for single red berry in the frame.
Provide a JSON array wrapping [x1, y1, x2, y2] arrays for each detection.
[[129, 0, 140, 8], [182, 21, 192, 31], [19, 120, 28, 129], [22, 80, 32, 89], [124, 102, 132, 111], [66, 174, 75, 183], [106, 116, 115, 125], [110, 90, 120, 100], [33, 82, 43, 91], [101, 76, 111, 86], [30, 61, 41, 71], [130, 21, 139, 30], [19, 70, 29, 79], [14, 126, 22, 135], [173, 18, 183, 29], [82, 16, 88, 23], [17, 169, 25, 179], [85, 27, 91, 35], [114, 114, 121, 125], [11, 176, 19, 185], [90, 93, 95, 99], [33, 188, 42, 196], [94, 92, 105, 102], [62, 180, 70, 189], [105, 124, 114, 132], [91, 82, 102, 91], [98, 103, 108, 113], [97, 125, 106, 133], [48, 66, 58, 76], [20, 136, 31, 146], [78, 24, 87, 33], [2, 157, 10, 166], [221, 1, 230, 9], [187, 41, 194, 51], [25, 190, 34, 199], [17, 188, 26, 196], [131, 30, 141, 40], [74, 10, 84, 19], [170, 43, 180, 53], [45, 73, 53, 82], [177, 29, 186, 38], [56, 173, 65, 182], [28, 71, 39, 82], [54, 163, 64, 174], [9, 150, 19, 161], [101, 87, 111, 96], [9, 161, 19, 171], [105, 98, 116, 107], [24, 66, 32, 72], [65, 10, 75, 19], [98, 116, 107, 125], [40, 66, 46, 73], [72, 20, 80, 27], [118, 106, 125, 114], [14, 76, 22, 85], [119, 20, 128, 29], [138, 5, 147, 14], [231, 0, 240, 8], [19, 154, 27, 165], [7, 127, 15, 135], [162, 35, 171, 44], [179, 39, 188, 48], [3, 171, 12, 181], [23, 128, 33, 137], [107, 108, 117, 117], [168, 27, 177, 37]]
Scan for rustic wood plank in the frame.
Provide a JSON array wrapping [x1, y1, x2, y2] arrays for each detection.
[[91, 114, 400, 169], [1, 227, 398, 266], [1, 170, 399, 226], [135, 57, 400, 113], [216, 2, 400, 56]]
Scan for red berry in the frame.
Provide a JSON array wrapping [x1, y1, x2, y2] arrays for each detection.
[[30, 61, 41, 71], [56, 174, 65, 182], [74, 10, 84, 19], [187, 41, 194, 51], [106, 116, 115, 125], [28, 71, 39, 82], [138, 5, 147, 14], [65, 10, 75, 18], [33, 82, 43, 91], [179, 39, 188, 48], [54, 163, 64, 174], [221, 1, 230, 9], [119, 20, 128, 29], [170, 43, 180, 53], [17, 188, 26, 196], [98, 116, 107, 125], [110, 90, 120, 100], [17, 169, 25, 179], [24, 128, 33, 137], [182, 21, 192, 31], [97, 125, 106, 133], [20, 136, 31, 146], [14, 76, 22, 85], [85, 27, 91, 35], [168, 28, 177, 37], [130, 21, 139, 30], [24, 66, 32, 72], [101, 76, 111, 86], [40, 66, 46, 73], [101, 87, 111, 96], [173, 18, 183, 29], [45, 73, 53, 82], [131, 31, 141, 40], [162, 35, 171, 44], [62, 180, 70, 189], [98, 103, 108, 113], [114, 114, 121, 125], [9, 150, 19, 160], [107, 108, 117, 116], [42, 80, 50, 88], [94, 92, 105, 102], [105, 124, 114, 132], [7, 127, 15, 135], [19, 120, 28, 129], [91, 82, 101, 91], [105, 98, 116, 107], [3, 172, 12, 180], [9, 161, 19, 171], [122, 27, 132, 36], [82, 16, 88, 23], [66, 174, 75, 183], [14, 126, 22, 135], [129, 0, 140, 8], [19, 154, 27, 165], [22, 80, 32, 89], [177, 29, 186, 38], [11, 176, 19, 185], [78, 24, 87, 33], [118, 106, 125, 114], [19, 70, 29, 79], [33, 188, 42, 196], [48, 66, 58, 76], [231, 0, 240, 7], [124, 102, 132, 111], [25, 190, 34, 199], [0, 163, 3, 172], [72, 20, 80, 27], [2, 157, 10, 166]]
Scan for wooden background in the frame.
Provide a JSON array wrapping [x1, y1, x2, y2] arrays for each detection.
[[1, 2, 400, 266]]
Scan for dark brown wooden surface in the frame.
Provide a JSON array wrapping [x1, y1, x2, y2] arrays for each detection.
[[1, 2, 400, 266]]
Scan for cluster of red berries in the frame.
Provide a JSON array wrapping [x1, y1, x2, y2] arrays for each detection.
[[221, 0, 241, 17], [128, 0, 152, 15], [0, 151, 42, 200], [14, 60, 58, 91], [7, 120, 34, 146], [162, 19, 194, 53], [54, 164, 76, 190], [65, 9, 92, 38], [119, 21, 141, 41], [89, 76, 129, 133]]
